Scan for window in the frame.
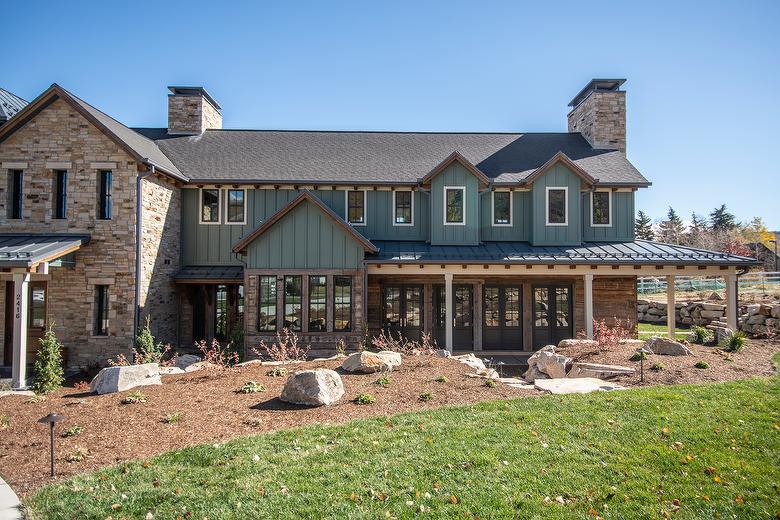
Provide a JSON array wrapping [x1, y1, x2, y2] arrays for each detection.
[[492, 191, 512, 226], [93, 285, 110, 336], [591, 190, 611, 226], [444, 186, 465, 225], [226, 189, 246, 224], [97, 170, 112, 220], [257, 276, 277, 331], [236, 285, 245, 325], [54, 170, 68, 219], [200, 188, 220, 224], [284, 275, 302, 331], [308, 276, 327, 331], [346, 190, 366, 225], [8, 169, 22, 219], [393, 190, 413, 226], [545, 187, 567, 226], [29, 283, 46, 329], [215, 285, 228, 340], [333, 276, 352, 332]]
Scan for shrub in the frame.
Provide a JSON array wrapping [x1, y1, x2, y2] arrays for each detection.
[[121, 391, 147, 404], [33, 324, 64, 395], [252, 328, 310, 362], [694, 360, 709, 369], [238, 381, 265, 394], [650, 362, 664, 371], [720, 331, 747, 352], [629, 351, 647, 362], [197, 338, 240, 368], [162, 412, 183, 424], [66, 447, 89, 463], [484, 379, 497, 388], [418, 392, 433, 402], [266, 367, 288, 377], [374, 374, 391, 387], [73, 381, 89, 391], [25, 395, 46, 404], [434, 375, 448, 383], [335, 338, 347, 357], [577, 318, 635, 349], [353, 393, 376, 405], [689, 326, 711, 345], [62, 425, 84, 437], [0, 415, 10, 430], [371, 330, 436, 356], [135, 316, 163, 364]]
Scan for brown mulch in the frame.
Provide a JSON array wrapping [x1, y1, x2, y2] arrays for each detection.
[[0, 355, 536, 497], [557, 337, 780, 387]]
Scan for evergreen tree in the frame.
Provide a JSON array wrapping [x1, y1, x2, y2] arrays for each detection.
[[657, 207, 686, 244], [635, 210, 654, 240], [686, 212, 709, 247], [33, 323, 64, 395], [710, 204, 736, 231]]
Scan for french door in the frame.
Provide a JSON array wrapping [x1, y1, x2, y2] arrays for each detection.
[[532, 284, 573, 349], [383, 285, 423, 341], [483, 285, 522, 350], [432, 284, 473, 350]]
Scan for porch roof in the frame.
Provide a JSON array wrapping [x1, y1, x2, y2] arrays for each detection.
[[0, 233, 90, 268], [174, 265, 244, 283], [366, 240, 759, 266]]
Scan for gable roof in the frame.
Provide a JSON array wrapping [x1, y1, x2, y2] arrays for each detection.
[[0, 87, 28, 124], [232, 190, 378, 254], [0, 84, 185, 181], [522, 151, 596, 185], [420, 151, 490, 187]]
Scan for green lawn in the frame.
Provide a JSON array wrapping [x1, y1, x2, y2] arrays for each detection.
[[27, 375, 780, 519], [638, 322, 689, 340]]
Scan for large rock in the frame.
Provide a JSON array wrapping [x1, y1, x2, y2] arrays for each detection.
[[700, 310, 724, 319], [557, 339, 598, 349], [701, 303, 725, 311], [534, 377, 625, 395], [451, 353, 487, 372], [341, 351, 399, 373], [376, 350, 402, 368], [568, 362, 636, 379], [279, 369, 344, 406], [175, 354, 201, 370], [522, 365, 548, 383], [771, 305, 780, 319], [644, 336, 693, 356], [90, 363, 162, 395], [534, 349, 571, 379], [619, 339, 646, 349]]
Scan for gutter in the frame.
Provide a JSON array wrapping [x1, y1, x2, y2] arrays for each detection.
[[134, 165, 155, 338]]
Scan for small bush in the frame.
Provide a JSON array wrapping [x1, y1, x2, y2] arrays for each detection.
[[0, 414, 10, 430], [484, 379, 497, 388], [162, 412, 183, 424], [371, 330, 437, 356], [238, 381, 265, 394], [252, 328, 310, 362], [629, 351, 647, 362], [418, 392, 433, 402], [266, 367, 288, 377], [66, 447, 89, 463], [650, 362, 664, 371], [434, 375, 448, 383], [374, 374, 391, 387], [121, 391, 147, 405], [197, 338, 240, 368], [73, 381, 89, 391], [689, 326, 711, 344], [694, 360, 709, 369], [577, 318, 636, 349], [720, 331, 747, 352], [25, 394, 46, 404], [353, 393, 376, 405], [33, 324, 64, 395], [335, 338, 347, 357], [62, 425, 84, 437]]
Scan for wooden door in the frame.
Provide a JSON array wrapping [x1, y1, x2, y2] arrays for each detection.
[[383, 285, 424, 342], [483, 285, 522, 350], [532, 284, 573, 349]]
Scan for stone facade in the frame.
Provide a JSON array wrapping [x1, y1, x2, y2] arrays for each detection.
[[167, 93, 222, 135], [567, 90, 626, 153]]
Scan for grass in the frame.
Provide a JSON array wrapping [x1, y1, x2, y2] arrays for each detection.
[[637, 322, 689, 340], [27, 376, 780, 519]]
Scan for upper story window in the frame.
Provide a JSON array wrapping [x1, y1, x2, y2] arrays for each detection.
[[545, 187, 568, 226], [97, 170, 112, 220], [53, 170, 68, 220], [444, 186, 465, 225], [7, 169, 23, 219], [226, 189, 246, 224], [346, 190, 366, 225], [200, 188, 220, 224], [591, 190, 611, 227], [393, 190, 413, 226], [492, 191, 512, 226]]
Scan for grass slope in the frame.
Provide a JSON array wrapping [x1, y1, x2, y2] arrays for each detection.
[[29, 378, 780, 519], [638, 322, 688, 340]]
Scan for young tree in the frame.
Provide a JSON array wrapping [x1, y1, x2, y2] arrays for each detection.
[[710, 204, 736, 231], [741, 216, 774, 246], [657, 207, 686, 244], [635, 210, 654, 240], [685, 212, 709, 248], [33, 323, 64, 395]]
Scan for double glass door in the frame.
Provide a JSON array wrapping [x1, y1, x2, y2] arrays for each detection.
[[483, 286, 522, 350], [432, 284, 473, 350], [532, 284, 573, 349], [383, 285, 423, 341]]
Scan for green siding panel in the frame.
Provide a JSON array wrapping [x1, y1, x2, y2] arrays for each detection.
[[582, 191, 635, 241], [479, 191, 532, 241], [531, 164, 582, 246], [430, 163, 481, 246]]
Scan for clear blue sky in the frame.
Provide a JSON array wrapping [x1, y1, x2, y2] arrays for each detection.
[[5, 0, 779, 229]]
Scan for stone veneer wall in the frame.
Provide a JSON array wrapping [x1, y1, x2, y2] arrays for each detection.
[[741, 303, 780, 336], [637, 300, 727, 327], [167, 94, 222, 135], [0, 97, 140, 368], [567, 90, 626, 153]]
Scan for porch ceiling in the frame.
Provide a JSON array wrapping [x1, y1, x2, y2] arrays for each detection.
[[0, 233, 90, 269], [174, 265, 244, 283]]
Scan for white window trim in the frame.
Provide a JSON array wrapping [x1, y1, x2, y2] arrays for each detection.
[[225, 188, 247, 225], [392, 189, 415, 227], [545, 186, 568, 226], [199, 187, 222, 225], [491, 190, 513, 227], [590, 190, 612, 227], [443, 186, 466, 226], [344, 189, 368, 226]]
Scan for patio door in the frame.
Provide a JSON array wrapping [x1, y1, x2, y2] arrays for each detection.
[[532, 284, 573, 349], [432, 284, 474, 350], [483, 285, 522, 350], [383, 285, 423, 341]]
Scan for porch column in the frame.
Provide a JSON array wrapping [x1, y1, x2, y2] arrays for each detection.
[[666, 275, 676, 339], [444, 273, 453, 353], [725, 273, 738, 331], [11, 272, 31, 390], [584, 274, 594, 339]]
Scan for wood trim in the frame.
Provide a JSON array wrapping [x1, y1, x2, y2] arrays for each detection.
[[420, 151, 490, 187], [522, 151, 596, 186]]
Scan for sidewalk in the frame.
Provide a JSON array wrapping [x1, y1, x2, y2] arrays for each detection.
[[0, 476, 23, 520]]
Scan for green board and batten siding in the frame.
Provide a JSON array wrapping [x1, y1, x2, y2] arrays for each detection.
[[582, 191, 635, 241], [531, 163, 582, 246], [479, 190, 532, 241], [429, 162, 481, 246]]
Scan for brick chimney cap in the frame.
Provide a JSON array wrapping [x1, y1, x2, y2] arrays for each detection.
[[568, 79, 625, 108], [167, 86, 221, 110]]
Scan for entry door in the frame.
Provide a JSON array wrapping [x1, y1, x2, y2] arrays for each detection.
[[532, 285, 573, 349], [483, 286, 522, 350], [432, 284, 474, 350], [383, 285, 423, 341]]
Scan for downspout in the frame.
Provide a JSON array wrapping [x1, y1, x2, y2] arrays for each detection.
[[134, 164, 155, 338]]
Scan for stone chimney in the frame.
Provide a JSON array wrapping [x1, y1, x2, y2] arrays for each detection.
[[567, 79, 626, 153], [167, 86, 222, 135]]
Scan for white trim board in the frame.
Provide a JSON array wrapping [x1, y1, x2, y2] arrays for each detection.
[[545, 186, 568, 226]]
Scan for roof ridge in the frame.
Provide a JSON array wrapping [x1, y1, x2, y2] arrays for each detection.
[[195, 129, 584, 136]]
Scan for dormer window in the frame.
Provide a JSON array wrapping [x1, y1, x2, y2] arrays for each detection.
[[545, 187, 567, 226], [492, 191, 512, 226], [591, 190, 611, 226], [444, 186, 465, 225], [200, 188, 220, 224], [346, 190, 366, 225]]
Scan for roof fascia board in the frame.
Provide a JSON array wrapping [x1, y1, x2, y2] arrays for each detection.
[[420, 151, 490, 187], [522, 152, 596, 186]]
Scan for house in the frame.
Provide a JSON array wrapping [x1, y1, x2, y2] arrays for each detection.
[[0, 79, 757, 388]]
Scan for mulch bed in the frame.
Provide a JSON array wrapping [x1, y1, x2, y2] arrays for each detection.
[[0, 355, 536, 497]]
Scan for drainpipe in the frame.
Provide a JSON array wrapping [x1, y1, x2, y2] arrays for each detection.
[[134, 164, 155, 338]]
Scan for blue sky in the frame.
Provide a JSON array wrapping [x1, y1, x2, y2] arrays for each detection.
[[5, 0, 779, 229]]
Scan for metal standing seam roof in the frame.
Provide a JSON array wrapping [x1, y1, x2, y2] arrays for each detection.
[[366, 240, 758, 266], [174, 265, 244, 282], [0, 234, 90, 268], [0, 87, 28, 124]]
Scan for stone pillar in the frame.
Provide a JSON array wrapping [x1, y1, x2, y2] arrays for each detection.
[[725, 273, 738, 331], [666, 275, 676, 339], [11, 272, 30, 390], [584, 274, 594, 339], [444, 273, 453, 353]]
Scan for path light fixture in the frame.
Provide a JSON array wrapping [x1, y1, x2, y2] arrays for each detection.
[[637, 347, 652, 383], [38, 412, 65, 477]]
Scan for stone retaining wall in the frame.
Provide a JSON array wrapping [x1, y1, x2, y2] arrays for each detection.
[[740, 303, 780, 336], [637, 299, 726, 327]]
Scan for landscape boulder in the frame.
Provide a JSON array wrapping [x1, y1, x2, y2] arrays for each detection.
[[644, 336, 693, 356], [557, 339, 598, 349], [534, 349, 571, 379], [341, 351, 399, 373], [451, 353, 487, 372], [158, 366, 185, 375], [90, 363, 162, 395], [619, 339, 645, 349], [567, 362, 635, 379], [175, 354, 201, 370], [279, 369, 344, 406], [534, 377, 625, 395], [434, 349, 451, 358]]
